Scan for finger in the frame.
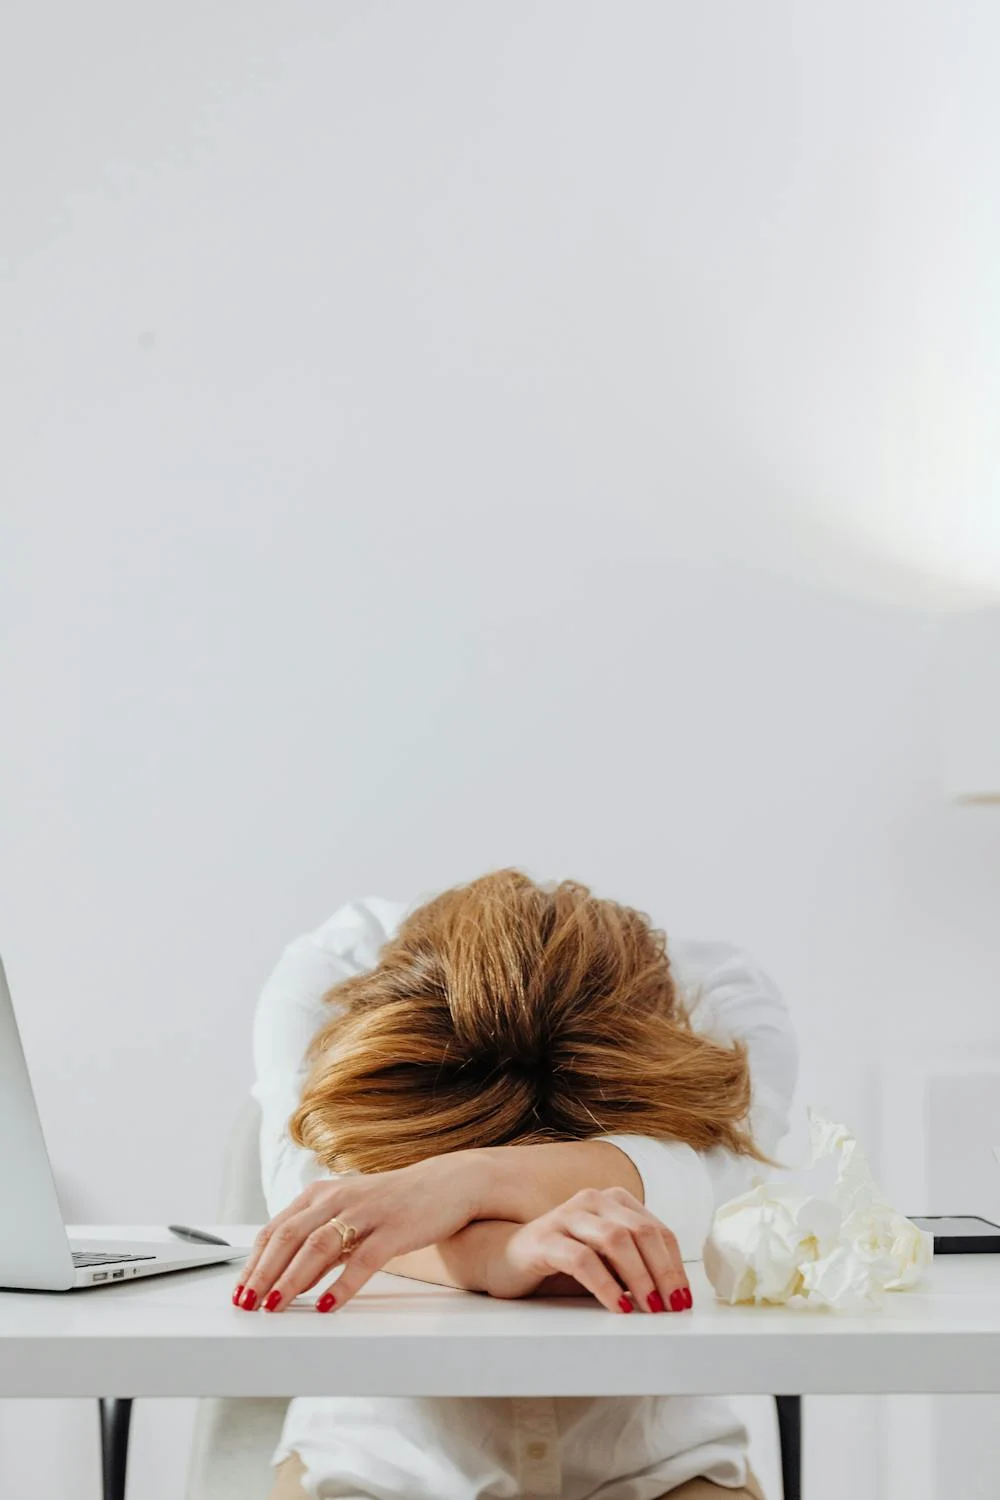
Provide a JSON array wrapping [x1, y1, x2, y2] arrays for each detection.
[[237, 1187, 316, 1294], [594, 1192, 693, 1312], [307, 1233, 392, 1312], [561, 1210, 657, 1312], [610, 1209, 692, 1313], [261, 1245, 348, 1312], [602, 1185, 646, 1213], [649, 1222, 692, 1312], [240, 1204, 353, 1310], [543, 1235, 632, 1313], [235, 1188, 320, 1308], [262, 1219, 367, 1311]]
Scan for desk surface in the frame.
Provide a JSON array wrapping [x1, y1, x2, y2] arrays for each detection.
[[2, 1226, 999, 1398]]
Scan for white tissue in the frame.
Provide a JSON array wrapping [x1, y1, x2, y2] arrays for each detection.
[[703, 1111, 933, 1311]]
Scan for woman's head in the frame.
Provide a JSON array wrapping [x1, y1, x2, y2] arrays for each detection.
[[291, 869, 761, 1174]]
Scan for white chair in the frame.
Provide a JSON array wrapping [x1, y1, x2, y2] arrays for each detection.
[[184, 1100, 288, 1500], [183, 1101, 799, 1500]]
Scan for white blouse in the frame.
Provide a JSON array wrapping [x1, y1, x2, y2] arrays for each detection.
[[252, 897, 798, 1500]]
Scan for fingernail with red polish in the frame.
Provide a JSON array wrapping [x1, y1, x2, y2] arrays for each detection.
[[240, 1288, 258, 1311], [316, 1291, 337, 1313], [232, 1285, 244, 1307], [647, 1290, 665, 1313], [682, 1287, 693, 1309], [618, 1294, 633, 1313], [669, 1289, 685, 1312], [263, 1290, 282, 1312]]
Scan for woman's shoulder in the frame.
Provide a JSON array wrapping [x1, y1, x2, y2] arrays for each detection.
[[670, 938, 792, 1033], [670, 938, 798, 1125], [302, 896, 412, 965], [670, 937, 774, 991], [252, 896, 412, 1087], [257, 897, 411, 1019]]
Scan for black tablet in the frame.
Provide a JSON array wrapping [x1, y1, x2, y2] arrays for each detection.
[[909, 1215, 1000, 1253]]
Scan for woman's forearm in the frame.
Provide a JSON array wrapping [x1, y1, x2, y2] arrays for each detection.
[[383, 1220, 517, 1293], [384, 1220, 582, 1299], [382, 1140, 643, 1293], [466, 1139, 644, 1224]]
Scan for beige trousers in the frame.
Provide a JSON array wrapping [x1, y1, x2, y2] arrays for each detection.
[[269, 1451, 766, 1499]]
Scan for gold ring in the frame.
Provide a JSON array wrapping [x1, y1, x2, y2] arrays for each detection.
[[328, 1217, 358, 1257]]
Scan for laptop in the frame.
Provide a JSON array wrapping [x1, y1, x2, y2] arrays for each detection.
[[0, 955, 243, 1290]]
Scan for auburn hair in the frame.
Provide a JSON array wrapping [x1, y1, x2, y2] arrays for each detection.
[[290, 869, 765, 1175]]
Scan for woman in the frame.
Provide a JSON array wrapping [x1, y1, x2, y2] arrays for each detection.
[[239, 870, 797, 1500]]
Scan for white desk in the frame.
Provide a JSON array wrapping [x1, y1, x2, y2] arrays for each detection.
[[1, 1226, 999, 1398]]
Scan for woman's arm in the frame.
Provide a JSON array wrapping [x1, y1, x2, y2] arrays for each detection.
[[380, 1141, 646, 1289], [384, 1221, 518, 1294], [386, 1222, 588, 1298], [465, 1139, 645, 1221], [376, 1136, 698, 1289], [236, 1151, 690, 1315], [387, 1188, 692, 1314]]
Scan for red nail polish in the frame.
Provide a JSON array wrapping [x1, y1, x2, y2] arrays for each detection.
[[618, 1294, 633, 1313], [232, 1285, 244, 1307], [316, 1291, 337, 1313], [241, 1288, 258, 1311], [682, 1287, 693, 1309], [263, 1290, 282, 1312], [669, 1288, 685, 1312], [647, 1290, 665, 1313]]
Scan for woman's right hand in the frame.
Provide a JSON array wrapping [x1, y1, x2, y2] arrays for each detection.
[[486, 1186, 693, 1314], [234, 1150, 487, 1312]]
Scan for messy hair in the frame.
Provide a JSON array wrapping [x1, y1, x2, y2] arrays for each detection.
[[291, 869, 764, 1174]]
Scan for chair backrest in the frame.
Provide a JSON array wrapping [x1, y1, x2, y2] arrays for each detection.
[[218, 1095, 268, 1224]]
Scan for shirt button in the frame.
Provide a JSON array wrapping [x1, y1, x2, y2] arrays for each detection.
[[525, 1442, 548, 1461]]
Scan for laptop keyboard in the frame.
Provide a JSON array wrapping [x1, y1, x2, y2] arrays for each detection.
[[72, 1251, 157, 1267]]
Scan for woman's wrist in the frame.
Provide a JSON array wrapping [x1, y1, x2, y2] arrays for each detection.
[[423, 1144, 532, 1224], [441, 1219, 528, 1298], [445, 1147, 499, 1221], [476, 1220, 524, 1297], [421, 1147, 498, 1226]]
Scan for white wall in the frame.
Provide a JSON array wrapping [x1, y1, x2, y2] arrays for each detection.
[[2, 4, 1000, 1498]]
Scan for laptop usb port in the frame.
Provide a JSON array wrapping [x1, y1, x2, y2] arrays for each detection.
[[112, 1269, 126, 1279], [93, 1272, 109, 1282]]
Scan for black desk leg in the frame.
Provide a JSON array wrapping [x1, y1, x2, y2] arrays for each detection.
[[99, 1397, 133, 1500], [775, 1394, 802, 1500]]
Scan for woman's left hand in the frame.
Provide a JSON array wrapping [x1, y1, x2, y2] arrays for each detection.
[[234, 1151, 485, 1312], [486, 1186, 693, 1314]]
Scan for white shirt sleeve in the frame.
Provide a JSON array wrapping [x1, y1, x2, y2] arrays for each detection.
[[597, 940, 798, 1260], [250, 897, 409, 1218]]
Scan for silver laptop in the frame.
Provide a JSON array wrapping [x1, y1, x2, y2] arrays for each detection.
[[0, 956, 242, 1290]]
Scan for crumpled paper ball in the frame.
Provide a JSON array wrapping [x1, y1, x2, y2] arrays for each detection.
[[703, 1111, 933, 1311]]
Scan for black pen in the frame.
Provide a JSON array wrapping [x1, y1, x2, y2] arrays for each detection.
[[167, 1223, 232, 1247]]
